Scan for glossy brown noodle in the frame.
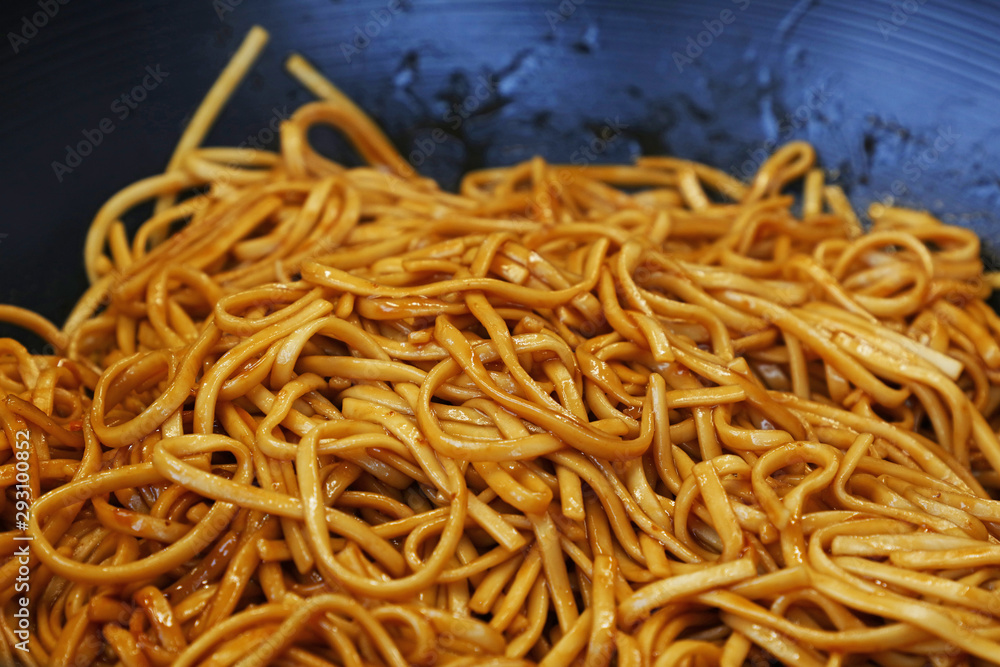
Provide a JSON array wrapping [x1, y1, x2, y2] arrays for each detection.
[[4, 26, 1000, 667]]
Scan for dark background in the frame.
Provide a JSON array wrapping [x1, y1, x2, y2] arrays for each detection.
[[2, 0, 1000, 348]]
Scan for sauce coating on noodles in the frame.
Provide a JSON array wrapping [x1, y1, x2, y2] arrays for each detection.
[[3, 25, 1000, 667]]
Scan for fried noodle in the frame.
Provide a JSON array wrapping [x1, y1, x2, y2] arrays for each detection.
[[3, 26, 1000, 667]]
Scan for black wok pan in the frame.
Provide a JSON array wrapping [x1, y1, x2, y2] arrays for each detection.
[[2, 0, 999, 347]]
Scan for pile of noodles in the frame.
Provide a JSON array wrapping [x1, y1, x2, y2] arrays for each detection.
[[5, 26, 1000, 667]]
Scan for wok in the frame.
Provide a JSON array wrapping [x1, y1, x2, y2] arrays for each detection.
[[2, 0, 999, 346]]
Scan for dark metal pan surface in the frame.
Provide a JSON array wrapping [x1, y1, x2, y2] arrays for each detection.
[[2, 0, 1000, 342]]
